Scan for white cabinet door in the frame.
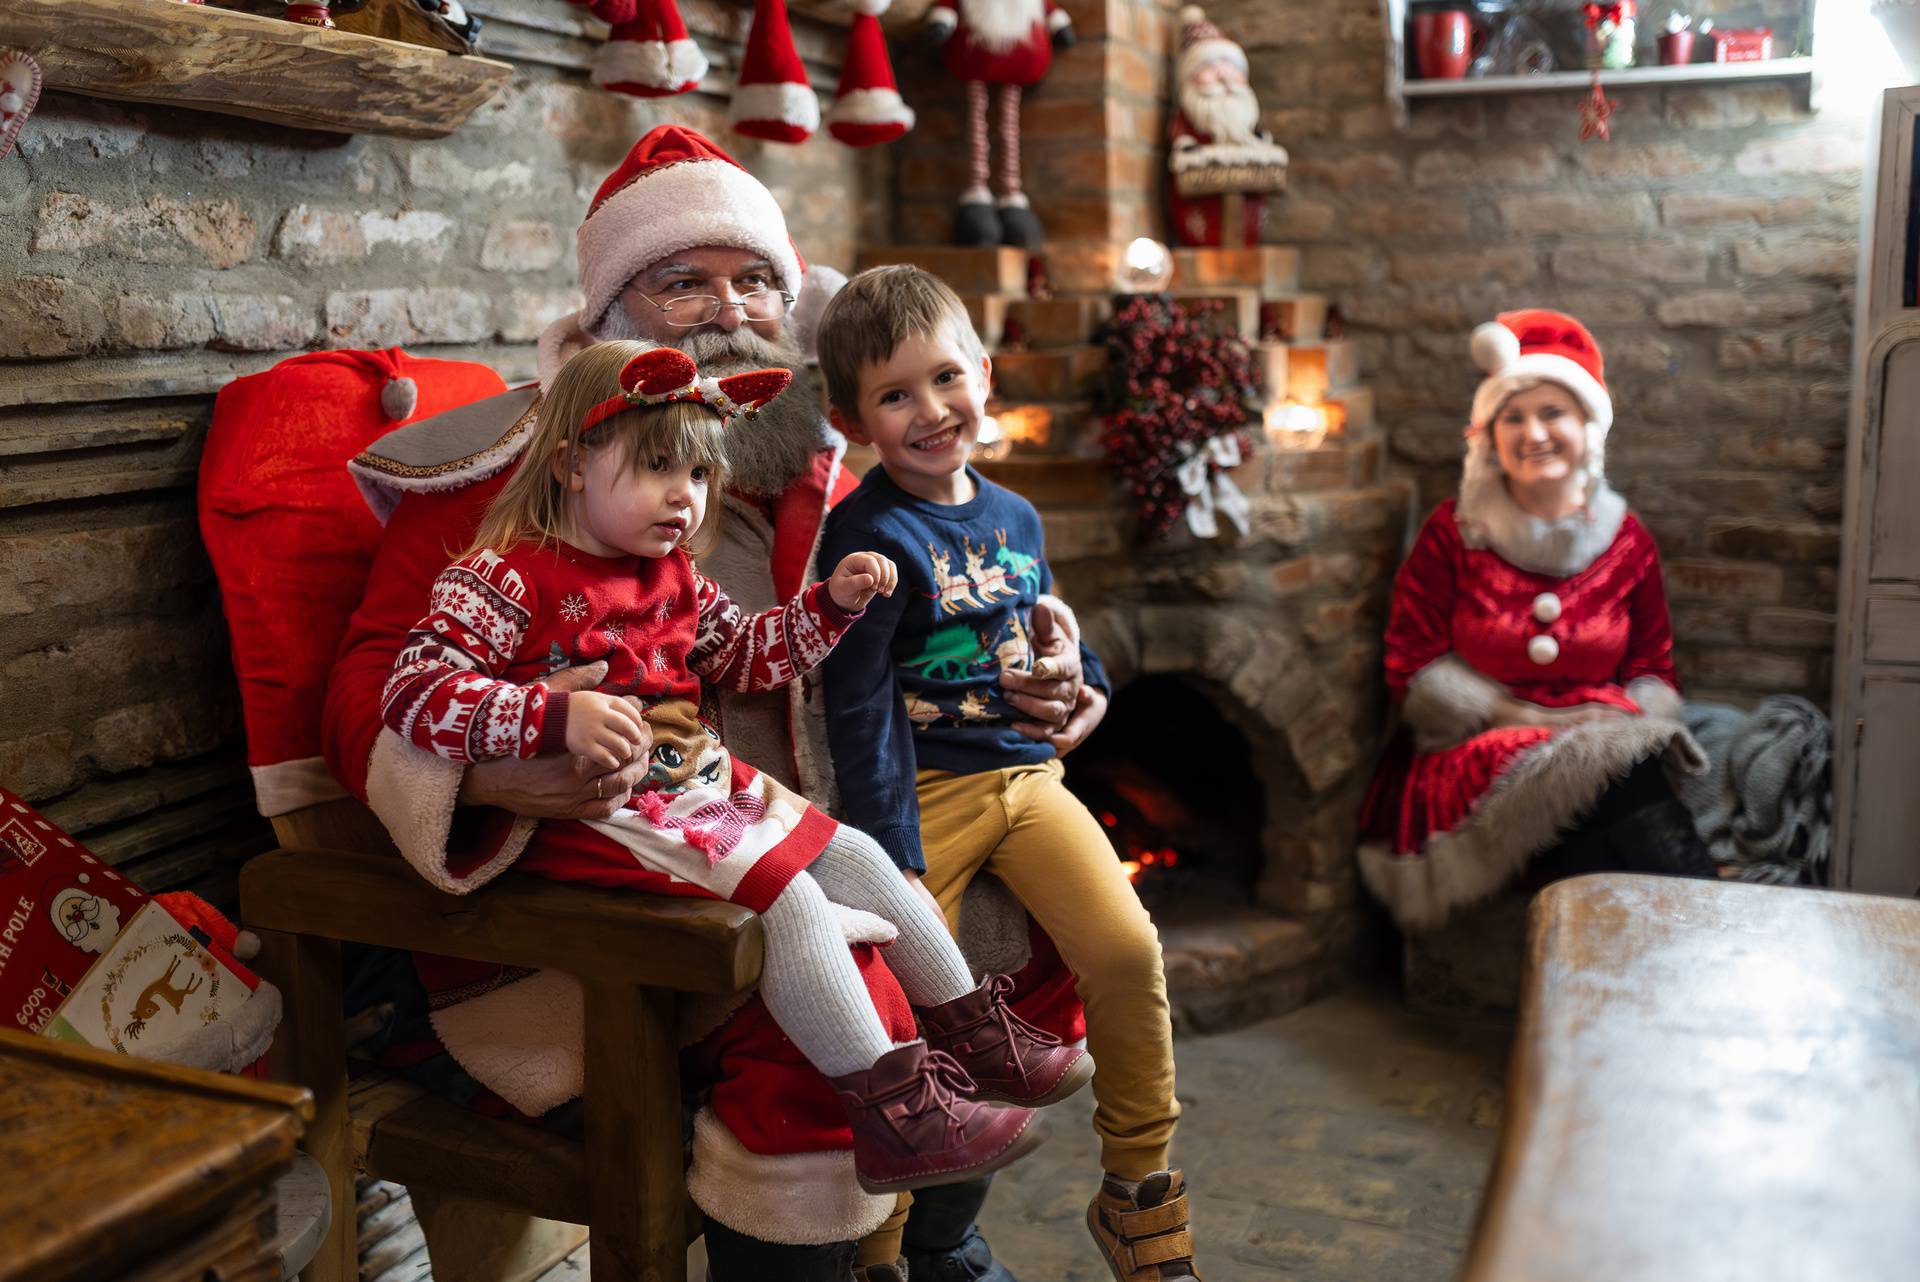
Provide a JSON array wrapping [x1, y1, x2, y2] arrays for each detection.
[[1835, 88, 1920, 894]]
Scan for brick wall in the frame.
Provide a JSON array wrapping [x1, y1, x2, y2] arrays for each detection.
[[1196, 0, 1860, 708], [0, 0, 888, 900]]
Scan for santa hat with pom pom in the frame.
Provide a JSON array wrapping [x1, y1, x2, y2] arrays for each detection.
[[1177, 5, 1249, 85], [593, 0, 709, 98], [730, 0, 819, 144], [1468, 308, 1612, 477], [827, 0, 913, 147]]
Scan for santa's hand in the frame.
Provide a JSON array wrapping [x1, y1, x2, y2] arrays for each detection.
[[924, 7, 956, 46], [462, 750, 650, 821], [829, 551, 897, 612]]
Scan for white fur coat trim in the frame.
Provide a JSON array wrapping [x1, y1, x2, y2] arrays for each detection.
[[432, 905, 899, 1119], [365, 729, 537, 896], [688, 1108, 896, 1246], [1625, 676, 1683, 721], [1358, 714, 1705, 932], [1403, 655, 1507, 751], [249, 756, 348, 818], [536, 311, 595, 391], [432, 968, 585, 1118], [1456, 435, 1627, 577]]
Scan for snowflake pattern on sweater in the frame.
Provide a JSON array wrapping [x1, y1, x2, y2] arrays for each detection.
[[381, 541, 854, 765]]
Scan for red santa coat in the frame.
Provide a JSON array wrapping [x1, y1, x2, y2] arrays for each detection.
[[931, 0, 1069, 86], [1167, 111, 1269, 249], [1359, 498, 1700, 931], [323, 385, 1083, 1242]]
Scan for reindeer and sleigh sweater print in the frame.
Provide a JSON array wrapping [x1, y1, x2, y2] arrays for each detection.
[[819, 467, 1110, 872], [380, 541, 858, 910]]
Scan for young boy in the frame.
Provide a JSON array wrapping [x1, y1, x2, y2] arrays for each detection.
[[815, 265, 1205, 1282]]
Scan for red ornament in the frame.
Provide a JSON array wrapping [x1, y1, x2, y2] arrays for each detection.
[[1580, 72, 1617, 142]]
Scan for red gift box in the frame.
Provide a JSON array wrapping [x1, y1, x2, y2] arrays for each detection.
[[1712, 27, 1773, 63], [0, 789, 150, 1035]]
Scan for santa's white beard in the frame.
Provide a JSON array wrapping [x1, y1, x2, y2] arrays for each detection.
[[587, 310, 831, 498], [960, 0, 1045, 52], [1182, 81, 1262, 144]]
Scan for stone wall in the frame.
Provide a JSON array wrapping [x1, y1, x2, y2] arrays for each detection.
[[1187, 0, 1861, 708], [0, 0, 888, 900]]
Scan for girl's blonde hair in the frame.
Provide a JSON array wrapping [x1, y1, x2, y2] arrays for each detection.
[[471, 340, 730, 557]]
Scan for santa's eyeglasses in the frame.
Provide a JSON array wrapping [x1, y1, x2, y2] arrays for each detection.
[[638, 289, 796, 327]]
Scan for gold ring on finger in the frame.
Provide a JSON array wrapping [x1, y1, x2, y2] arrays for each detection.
[[595, 777, 604, 800]]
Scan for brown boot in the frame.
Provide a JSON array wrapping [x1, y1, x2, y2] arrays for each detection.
[[831, 1041, 1049, 1196], [919, 974, 1096, 1107], [1086, 1170, 1204, 1281]]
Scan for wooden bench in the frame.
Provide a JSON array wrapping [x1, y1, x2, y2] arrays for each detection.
[[241, 834, 762, 1282], [1465, 873, 1920, 1282]]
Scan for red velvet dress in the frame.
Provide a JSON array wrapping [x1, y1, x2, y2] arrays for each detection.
[[1360, 499, 1686, 927]]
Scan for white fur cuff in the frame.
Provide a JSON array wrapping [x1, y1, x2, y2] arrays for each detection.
[[1625, 676, 1683, 722], [688, 1109, 895, 1246], [432, 969, 585, 1117], [365, 729, 536, 895], [1403, 655, 1506, 751]]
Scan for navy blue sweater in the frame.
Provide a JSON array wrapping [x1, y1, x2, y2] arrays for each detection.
[[818, 466, 1110, 872]]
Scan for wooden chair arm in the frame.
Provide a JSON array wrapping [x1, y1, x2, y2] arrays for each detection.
[[239, 847, 762, 995]]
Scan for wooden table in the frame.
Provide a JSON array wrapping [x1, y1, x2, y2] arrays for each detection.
[[0, 1027, 313, 1282], [1466, 874, 1920, 1282]]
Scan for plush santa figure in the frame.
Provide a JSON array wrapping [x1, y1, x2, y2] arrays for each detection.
[[926, 0, 1076, 248], [1167, 6, 1289, 249]]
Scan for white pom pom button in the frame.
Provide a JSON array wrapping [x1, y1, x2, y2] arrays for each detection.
[[1528, 634, 1559, 666], [1532, 592, 1562, 623]]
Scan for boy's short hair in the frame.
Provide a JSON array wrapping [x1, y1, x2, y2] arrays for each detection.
[[816, 264, 986, 416]]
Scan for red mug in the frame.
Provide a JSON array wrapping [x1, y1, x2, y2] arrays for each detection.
[[1657, 30, 1695, 65], [1415, 9, 1486, 80]]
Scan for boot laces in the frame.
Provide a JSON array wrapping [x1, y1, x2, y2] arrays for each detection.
[[978, 973, 1061, 1084], [896, 1048, 981, 1138]]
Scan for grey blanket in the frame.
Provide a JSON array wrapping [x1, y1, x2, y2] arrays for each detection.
[[1679, 696, 1833, 886]]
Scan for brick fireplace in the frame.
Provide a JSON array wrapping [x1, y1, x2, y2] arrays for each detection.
[[855, 242, 1411, 1030]]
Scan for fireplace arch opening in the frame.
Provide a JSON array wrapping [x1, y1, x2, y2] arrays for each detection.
[[1064, 673, 1268, 906]]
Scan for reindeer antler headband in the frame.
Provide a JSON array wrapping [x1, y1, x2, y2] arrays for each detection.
[[582, 347, 793, 433]]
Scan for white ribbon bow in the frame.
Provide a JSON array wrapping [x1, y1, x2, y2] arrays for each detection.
[[1177, 434, 1251, 540]]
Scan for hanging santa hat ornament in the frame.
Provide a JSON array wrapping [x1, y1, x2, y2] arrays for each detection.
[[826, 0, 914, 147], [0, 50, 41, 164], [1469, 308, 1614, 482], [593, 0, 709, 98], [730, 0, 819, 144]]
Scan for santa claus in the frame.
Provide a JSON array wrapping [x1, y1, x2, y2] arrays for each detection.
[[1166, 6, 1289, 249], [926, 0, 1076, 249], [320, 126, 1103, 1282]]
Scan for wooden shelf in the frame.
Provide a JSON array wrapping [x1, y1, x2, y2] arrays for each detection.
[[1402, 55, 1817, 98], [0, 0, 513, 140]]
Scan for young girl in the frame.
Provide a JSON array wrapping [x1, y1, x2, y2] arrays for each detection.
[[380, 342, 1089, 1194]]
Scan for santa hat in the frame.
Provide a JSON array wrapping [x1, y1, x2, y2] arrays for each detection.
[[1176, 6, 1248, 86], [730, 0, 819, 145], [592, 0, 708, 98], [572, 125, 806, 332], [1469, 308, 1613, 478], [827, 0, 913, 147]]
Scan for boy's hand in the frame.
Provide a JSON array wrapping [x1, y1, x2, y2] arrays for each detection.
[[564, 690, 651, 770], [829, 551, 898, 612]]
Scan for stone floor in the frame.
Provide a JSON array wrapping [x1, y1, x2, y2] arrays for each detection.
[[514, 983, 1514, 1281]]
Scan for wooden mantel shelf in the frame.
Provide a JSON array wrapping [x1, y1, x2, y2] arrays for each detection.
[[0, 0, 513, 140]]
